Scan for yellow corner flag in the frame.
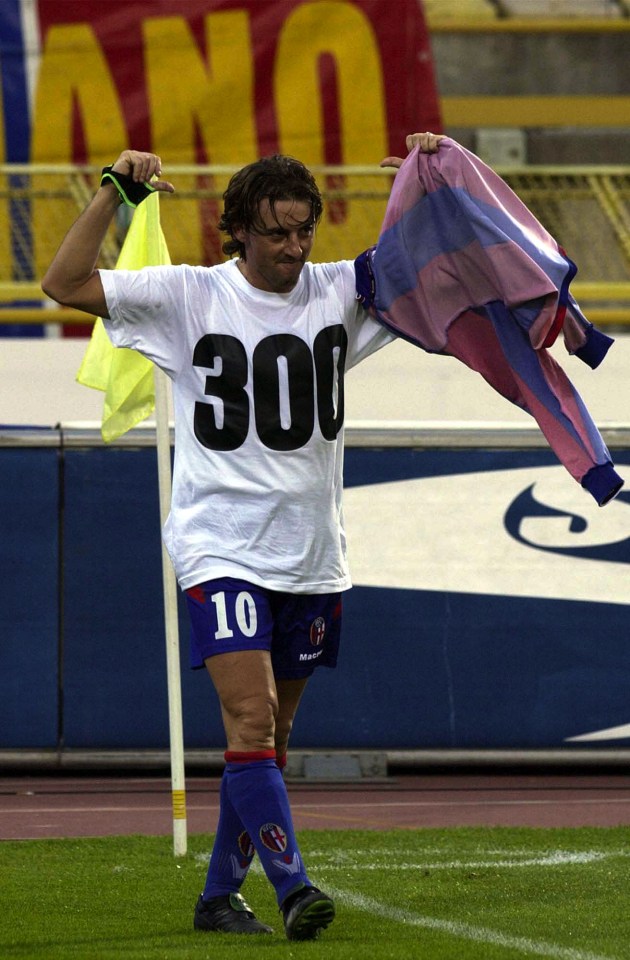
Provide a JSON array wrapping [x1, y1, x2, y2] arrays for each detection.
[[76, 192, 171, 442]]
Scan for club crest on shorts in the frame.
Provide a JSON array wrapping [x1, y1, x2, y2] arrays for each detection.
[[260, 822, 287, 852], [238, 830, 255, 859], [310, 616, 326, 646]]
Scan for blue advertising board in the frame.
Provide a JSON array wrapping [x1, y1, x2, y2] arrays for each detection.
[[1, 430, 629, 754]]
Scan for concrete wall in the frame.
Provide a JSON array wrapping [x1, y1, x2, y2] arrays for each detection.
[[2, 333, 629, 429], [430, 27, 630, 163]]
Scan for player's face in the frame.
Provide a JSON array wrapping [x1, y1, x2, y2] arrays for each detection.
[[235, 198, 315, 293]]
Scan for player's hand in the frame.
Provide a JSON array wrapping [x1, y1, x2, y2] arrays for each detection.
[[111, 150, 175, 194], [380, 132, 446, 169]]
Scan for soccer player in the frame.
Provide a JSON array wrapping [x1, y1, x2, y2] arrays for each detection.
[[41, 132, 443, 940]]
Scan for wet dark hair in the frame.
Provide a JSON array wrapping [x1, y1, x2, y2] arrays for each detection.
[[219, 154, 323, 259]]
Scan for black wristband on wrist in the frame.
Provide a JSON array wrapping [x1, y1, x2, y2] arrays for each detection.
[[100, 165, 157, 208]]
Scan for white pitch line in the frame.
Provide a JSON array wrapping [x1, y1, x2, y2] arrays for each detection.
[[327, 886, 617, 960], [314, 851, 610, 871]]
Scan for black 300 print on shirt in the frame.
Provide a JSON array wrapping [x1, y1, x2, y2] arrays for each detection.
[[192, 326, 348, 452]]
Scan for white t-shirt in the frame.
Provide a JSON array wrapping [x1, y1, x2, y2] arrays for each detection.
[[101, 258, 393, 593]]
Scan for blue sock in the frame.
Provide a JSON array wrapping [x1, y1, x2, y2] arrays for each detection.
[[202, 770, 256, 900], [223, 750, 311, 906]]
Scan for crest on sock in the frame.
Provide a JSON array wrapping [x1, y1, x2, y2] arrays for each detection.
[[260, 823, 288, 852]]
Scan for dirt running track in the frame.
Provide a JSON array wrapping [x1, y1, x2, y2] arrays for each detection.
[[1, 773, 630, 840]]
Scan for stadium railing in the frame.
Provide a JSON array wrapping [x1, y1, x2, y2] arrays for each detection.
[[0, 163, 629, 330]]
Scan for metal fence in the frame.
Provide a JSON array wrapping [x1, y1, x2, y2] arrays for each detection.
[[1, 163, 629, 325]]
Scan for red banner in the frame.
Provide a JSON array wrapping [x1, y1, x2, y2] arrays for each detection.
[[22, 0, 441, 335], [32, 0, 441, 165]]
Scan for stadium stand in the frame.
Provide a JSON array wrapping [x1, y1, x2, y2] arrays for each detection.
[[423, 0, 497, 21], [498, 0, 622, 16], [423, 0, 628, 21]]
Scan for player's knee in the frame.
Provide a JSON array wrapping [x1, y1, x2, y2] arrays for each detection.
[[226, 693, 278, 750]]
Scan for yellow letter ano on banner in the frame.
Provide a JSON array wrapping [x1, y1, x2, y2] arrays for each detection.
[[31, 23, 127, 279], [144, 11, 256, 266], [275, 0, 388, 261]]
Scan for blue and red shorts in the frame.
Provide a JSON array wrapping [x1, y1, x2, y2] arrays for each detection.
[[185, 577, 342, 680]]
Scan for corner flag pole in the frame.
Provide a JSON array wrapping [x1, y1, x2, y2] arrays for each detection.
[[154, 365, 187, 856]]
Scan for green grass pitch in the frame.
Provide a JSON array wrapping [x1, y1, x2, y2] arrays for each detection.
[[1, 827, 629, 959]]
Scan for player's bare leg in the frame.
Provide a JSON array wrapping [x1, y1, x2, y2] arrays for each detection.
[[207, 649, 278, 753], [275, 677, 309, 768]]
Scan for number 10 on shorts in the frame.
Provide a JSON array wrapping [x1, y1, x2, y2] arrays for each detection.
[[211, 590, 258, 640]]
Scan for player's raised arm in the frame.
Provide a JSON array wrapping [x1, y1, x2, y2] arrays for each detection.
[[41, 150, 174, 318]]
